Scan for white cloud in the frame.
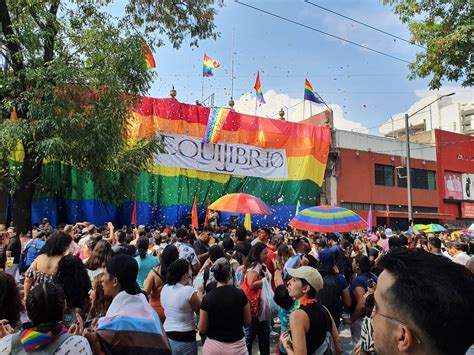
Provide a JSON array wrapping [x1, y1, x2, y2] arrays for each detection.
[[414, 86, 474, 103], [233, 90, 367, 132]]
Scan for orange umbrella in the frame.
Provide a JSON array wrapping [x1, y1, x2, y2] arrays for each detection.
[[209, 193, 272, 215]]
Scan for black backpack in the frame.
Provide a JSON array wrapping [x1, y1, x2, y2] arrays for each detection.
[[318, 274, 343, 323]]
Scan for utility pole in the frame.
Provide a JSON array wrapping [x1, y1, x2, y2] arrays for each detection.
[[404, 92, 455, 225]]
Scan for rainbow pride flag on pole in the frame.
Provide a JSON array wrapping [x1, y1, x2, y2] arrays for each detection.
[[203, 53, 220, 77], [254, 71, 266, 104], [203, 107, 231, 144], [143, 42, 156, 69], [304, 79, 323, 104]]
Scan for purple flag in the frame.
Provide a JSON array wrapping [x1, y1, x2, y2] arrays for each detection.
[[367, 206, 373, 235]]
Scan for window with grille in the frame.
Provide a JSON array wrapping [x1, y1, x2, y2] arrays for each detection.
[[375, 164, 395, 186]]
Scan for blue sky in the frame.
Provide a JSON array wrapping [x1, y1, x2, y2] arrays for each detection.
[[111, 0, 472, 134]]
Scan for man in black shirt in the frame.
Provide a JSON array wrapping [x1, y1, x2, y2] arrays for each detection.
[[6, 227, 21, 279], [194, 227, 213, 264], [234, 226, 252, 257], [112, 230, 136, 256]]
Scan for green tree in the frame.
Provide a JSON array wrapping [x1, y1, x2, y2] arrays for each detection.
[[0, 0, 221, 232], [383, 0, 473, 89]]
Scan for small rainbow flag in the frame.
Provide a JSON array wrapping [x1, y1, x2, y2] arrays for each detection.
[[254, 71, 266, 104], [304, 79, 323, 104], [143, 42, 156, 69], [203, 107, 231, 144], [203, 53, 220, 77]]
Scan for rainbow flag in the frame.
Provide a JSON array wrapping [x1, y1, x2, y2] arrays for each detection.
[[203, 53, 220, 77], [203, 107, 230, 144], [254, 71, 266, 104], [24, 98, 331, 228], [304, 79, 323, 104], [143, 42, 156, 69]]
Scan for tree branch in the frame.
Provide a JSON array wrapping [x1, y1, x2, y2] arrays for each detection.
[[43, 0, 60, 63], [0, 0, 24, 72]]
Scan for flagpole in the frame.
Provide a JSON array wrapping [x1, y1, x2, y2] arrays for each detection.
[[231, 28, 235, 101], [201, 76, 205, 103], [255, 97, 258, 116], [310, 100, 313, 117], [302, 99, 306, 120]]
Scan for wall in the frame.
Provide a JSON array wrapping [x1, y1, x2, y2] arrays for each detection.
[[436, 129, 474, 224], [336, 148, 439, 208]]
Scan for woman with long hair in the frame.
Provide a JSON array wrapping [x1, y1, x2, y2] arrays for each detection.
[[84, 240, 112, 281], [0, 282, 93, 354], [134, 236, 159, 290], [242, 242, 270, 355], [198, 257, 251, 354], [54, 255, 92, 327], [85, 273, 111, 326], [0, 272, 24, 334], [23, 231, 72, 301], [143, 244, 179, 323], [161, 258, 204, 355]]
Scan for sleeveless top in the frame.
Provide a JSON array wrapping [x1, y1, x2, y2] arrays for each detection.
[[298, 300, 332, 354], [149, 268, 166, 323]]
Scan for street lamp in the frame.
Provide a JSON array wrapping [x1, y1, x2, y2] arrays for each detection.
[[405, 92, 455, 225]]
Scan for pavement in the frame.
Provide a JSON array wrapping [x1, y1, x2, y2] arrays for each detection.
[[197, 323, 354, 354]]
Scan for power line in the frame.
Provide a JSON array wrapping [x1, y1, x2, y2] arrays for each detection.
[[304, 1, 426, 49], [234, 0, 411, 64]]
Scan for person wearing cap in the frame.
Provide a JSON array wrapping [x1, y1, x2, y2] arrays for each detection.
[[88, 254, 170, 354], [280, 266, 341, 354]]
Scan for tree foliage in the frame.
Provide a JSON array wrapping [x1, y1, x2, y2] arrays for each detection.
[[0, 0, 221, 230], [383, 0, 473, 89]]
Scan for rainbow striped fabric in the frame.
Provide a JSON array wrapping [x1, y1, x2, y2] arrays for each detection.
[[289, 205, 368, 232], [254, 71, 266, 104], [143, 42, 156, 69], [304, 79, 322, 104], [25, 97, 331, 228], [18, 323, 65, 352], [202, 107, 231, 144], [203, 53, 220, 77]]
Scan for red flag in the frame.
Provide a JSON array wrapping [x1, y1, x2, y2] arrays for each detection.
[[191, 196, 198, 229], [131, 192, 137, 226], [204, 200, 210, 226]]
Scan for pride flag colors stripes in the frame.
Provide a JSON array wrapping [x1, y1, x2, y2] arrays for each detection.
[[254, 71, 266, 104], [143, 42, 156, 69], [304, 79, 323, 104], [25, 97, 330, 228], [203, 107, 231, 144], [203, 53, 220, 77]]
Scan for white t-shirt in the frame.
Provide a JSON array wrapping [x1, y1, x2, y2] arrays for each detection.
[[453, 252, 471, 266], [161, 283, 196, 332], [0, 333, 92, 354]]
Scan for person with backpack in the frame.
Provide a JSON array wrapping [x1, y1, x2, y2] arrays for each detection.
[[280, 266, 342, 355], [317, 249, 351, 329], [241, 242, 271, 355], [22, 231, 47, 271]]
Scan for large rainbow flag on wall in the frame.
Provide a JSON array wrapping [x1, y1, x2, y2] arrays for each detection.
[[28, 98, 331, 228]]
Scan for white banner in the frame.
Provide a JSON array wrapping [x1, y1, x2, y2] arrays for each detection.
[[155, 133, 288, 178]]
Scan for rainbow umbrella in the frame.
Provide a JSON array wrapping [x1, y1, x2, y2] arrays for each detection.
[[424, 223, 446, 233], [209, 193, 272, 215], [289, 205, 368, 232], [413, 224, 428, 232]]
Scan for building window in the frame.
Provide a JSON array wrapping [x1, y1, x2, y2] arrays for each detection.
[[340, 202, 371, 211], [375, 164, 395, 186], [398, 168, 436, 190]]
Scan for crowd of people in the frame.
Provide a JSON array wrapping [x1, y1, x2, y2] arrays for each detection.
[[0, 219, 473, 355]]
